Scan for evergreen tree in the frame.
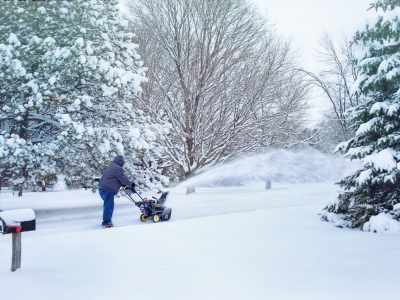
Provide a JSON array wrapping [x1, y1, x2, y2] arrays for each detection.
[[323, 1, 400, 229], [0, 0, 168, 194]]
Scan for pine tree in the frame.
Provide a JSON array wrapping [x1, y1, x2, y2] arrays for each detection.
[[0, 1, 168, 194], [323, 2, 400, 229]]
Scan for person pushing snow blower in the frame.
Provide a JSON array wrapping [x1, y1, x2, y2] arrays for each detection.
[[98, 155, 135, 228]]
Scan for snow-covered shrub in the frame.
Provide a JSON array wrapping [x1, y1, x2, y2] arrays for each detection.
[[0, 133, 58, 195]]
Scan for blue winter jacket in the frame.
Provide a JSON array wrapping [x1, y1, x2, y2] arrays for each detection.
[[98, 155, 133, 194]]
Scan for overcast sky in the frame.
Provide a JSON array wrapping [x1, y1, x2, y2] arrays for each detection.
[[252, 0, 379, 119], [254, 0, 377, 72]]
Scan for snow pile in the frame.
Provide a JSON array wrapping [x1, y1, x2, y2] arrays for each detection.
[[363, 213, 400, 233], [182, 149, 344, 187]]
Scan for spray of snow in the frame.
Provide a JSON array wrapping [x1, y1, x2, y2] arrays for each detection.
[[179, 149, 345, 187]]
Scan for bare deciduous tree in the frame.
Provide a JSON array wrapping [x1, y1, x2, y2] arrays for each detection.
[[301, 31, 366, 143], [125, 0, 309, 178]]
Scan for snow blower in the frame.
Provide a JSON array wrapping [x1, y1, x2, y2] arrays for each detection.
[[122, 187, 172, 223]]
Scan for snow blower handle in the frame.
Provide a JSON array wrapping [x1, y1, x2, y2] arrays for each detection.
[[133, 188, 146, 201]]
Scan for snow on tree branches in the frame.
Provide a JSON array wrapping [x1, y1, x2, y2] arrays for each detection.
[[322, 2, 400, 231], [126, 0, 309, 180], [0, 0, 169, 195]]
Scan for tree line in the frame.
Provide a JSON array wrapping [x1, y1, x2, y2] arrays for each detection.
[[0, 0, 312, 194]]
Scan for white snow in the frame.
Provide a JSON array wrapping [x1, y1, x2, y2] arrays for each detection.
[[75, 37, 84, 47], [8, 33, 20, 46], [48, 76, 57, 85], [386, 67, 400, 80], [43, 37, 55, 45], [101, 33, 109, 41], [356, 117, 379, 136], [98, 139, 111, 153], [378, 59, 390, 73], [0, 181, 399, 299], [359, 168, 373, 184], [99, 60, 110, 72], [116, 142, 124, 154], [80, 55, 87, 64], [370, 101, 388, 114], [128, 127, 140, 138], [363, 212, 400, 233], [388, 103, 399, 116], [37, 6, 46, 14], [138, 138, 149, 149], [350, 73, 368, 95], [0, 208, 35, 224], [85, 41, 93, 55], [363, 148, 397, 172], [87, 56, 98, 69], [2, 105, 11, 111], [58, 114, 72, 125]]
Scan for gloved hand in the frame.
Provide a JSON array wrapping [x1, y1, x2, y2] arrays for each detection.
[[131, 182, 136, 191]]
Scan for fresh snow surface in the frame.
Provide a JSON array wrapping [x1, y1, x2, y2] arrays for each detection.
[[0, 181, 399, 300], [0, 208, 35, 224]]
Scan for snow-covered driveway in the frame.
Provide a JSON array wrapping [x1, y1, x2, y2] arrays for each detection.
[[1, 182, 337, 236]]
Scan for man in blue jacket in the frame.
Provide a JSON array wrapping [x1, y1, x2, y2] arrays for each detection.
[[98, 155, 135, 228]]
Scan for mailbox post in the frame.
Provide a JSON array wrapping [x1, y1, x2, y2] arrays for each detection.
[[265, 178, 271, 190], [186, 185, 195, 195], [0, 209, 36, 272]]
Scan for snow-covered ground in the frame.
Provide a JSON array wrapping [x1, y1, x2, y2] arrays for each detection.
[[0, 180, 399, 300]]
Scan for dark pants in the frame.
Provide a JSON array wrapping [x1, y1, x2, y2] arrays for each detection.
[[99, 188, 114, 226]]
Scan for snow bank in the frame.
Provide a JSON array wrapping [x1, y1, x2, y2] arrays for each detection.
[[363, 213, 400, 233]]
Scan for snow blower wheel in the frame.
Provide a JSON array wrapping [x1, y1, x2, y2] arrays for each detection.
[[140, 214, 147, 222], [153, 214, 160, 223]]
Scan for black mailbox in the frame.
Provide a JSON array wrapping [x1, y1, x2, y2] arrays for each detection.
[[0, 209, 36, 235]]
